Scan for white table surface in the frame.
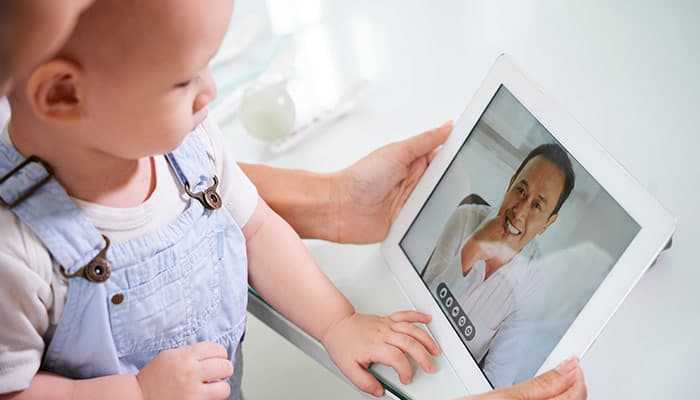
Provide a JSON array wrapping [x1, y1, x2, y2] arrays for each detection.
[[218, 1, 700, 398]]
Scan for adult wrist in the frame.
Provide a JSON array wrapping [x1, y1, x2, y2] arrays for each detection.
[[239, 163, 341, 241]]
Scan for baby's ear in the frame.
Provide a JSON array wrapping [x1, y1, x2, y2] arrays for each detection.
[[25, 59, 85, 122]]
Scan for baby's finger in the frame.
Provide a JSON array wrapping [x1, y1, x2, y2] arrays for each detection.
[[373, 345, 414, 385], [391, 322, 441, 356], [189, 341, 228, 361], [202, 380, 232, 400], [389, 310, 432, 324], [199, 357, 234, 382], [343, 364, 385, 397], [386, 332, 435, 375]]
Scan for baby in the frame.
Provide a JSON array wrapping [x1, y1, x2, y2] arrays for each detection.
[[0, 0, 440, 399]]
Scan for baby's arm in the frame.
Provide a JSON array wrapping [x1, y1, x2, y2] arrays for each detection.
[[243, 197, 441, 397], [0, 372, 141, 400], [1, 342, 232, 400]]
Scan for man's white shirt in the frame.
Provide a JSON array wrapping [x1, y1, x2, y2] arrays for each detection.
[[423, 204, 544, 387]]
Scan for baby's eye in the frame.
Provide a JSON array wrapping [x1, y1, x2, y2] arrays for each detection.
[[517, 187, 525, 195], [534, 202, 542, 210], [174, 80, 192, 88]]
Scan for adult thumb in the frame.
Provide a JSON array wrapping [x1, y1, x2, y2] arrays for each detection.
[[503, 358, 579, 400], [396, 121, 453, 164]]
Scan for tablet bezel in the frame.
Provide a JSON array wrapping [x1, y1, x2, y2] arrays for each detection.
[[381, 54, 676, 393]]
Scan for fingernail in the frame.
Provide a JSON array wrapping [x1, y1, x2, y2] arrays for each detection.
[[555, 357, 578, 375], [441, 121, 453, 128], [375, 388, 384, 397]]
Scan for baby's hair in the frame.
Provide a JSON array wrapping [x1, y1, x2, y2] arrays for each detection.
[[0, 3, 11, 85]]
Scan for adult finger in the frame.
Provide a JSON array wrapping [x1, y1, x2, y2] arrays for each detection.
[[395, 121, 453, 164], [390, 321, 441, 356], [189, 341, 229, 361], [427, 145, 442, 163], [202, 380, 232, 400], [503, 358, 578, 400], [388, 148, 432, 223], [389, 310, 432, 324], [199, 358, 234, 382], [389, 163, 425, 222], [372, 345, 414, 384], [553, 364, 587, 400], [386, 332, 435, 375]]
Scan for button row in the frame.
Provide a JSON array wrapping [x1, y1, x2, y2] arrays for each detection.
[[436, 282, 476, 341]]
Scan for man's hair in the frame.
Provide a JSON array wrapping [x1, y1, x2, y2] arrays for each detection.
[[512, 143, 575, 216]]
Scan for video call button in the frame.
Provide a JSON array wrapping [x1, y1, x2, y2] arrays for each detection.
[[464, 325, 473, 337], [436, 282, 476, 341]]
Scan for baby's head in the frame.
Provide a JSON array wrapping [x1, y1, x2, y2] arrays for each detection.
[[0, 0, 95, 96], [9, 0, 234, 158]]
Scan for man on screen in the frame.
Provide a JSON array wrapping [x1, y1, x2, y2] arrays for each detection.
[[423, 143, 575, 387]]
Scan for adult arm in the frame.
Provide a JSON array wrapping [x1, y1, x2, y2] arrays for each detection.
[[239, 122, 452, 243]]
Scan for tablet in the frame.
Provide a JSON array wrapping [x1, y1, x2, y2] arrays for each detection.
[[381, 54, 675, 394]]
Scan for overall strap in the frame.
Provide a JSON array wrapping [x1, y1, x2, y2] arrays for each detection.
[[0, 142, 106, 274], [165, 123, 222, 210]]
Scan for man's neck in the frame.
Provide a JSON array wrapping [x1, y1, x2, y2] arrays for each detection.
[[484, 251, 519, 280], [7, 115, 156, 208]]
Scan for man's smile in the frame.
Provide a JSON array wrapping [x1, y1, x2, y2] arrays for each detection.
[[505, 215, 522, 236]]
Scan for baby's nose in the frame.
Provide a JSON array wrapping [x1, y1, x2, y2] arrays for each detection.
[[193, 69, 218, 113]]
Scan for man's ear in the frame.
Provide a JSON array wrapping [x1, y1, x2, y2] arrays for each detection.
[[25, 59, 85, 122], [539, 213, 558, 234]]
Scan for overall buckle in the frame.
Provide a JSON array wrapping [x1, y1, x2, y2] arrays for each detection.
[[185, 175, 222, 210], [60, 235, 112, 283], [0, 155, 53, 208]]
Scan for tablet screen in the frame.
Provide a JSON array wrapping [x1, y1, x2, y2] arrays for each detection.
[[399, 85, 640, 388]]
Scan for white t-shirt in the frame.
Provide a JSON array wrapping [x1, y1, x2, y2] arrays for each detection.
[[0, 98, 9, 126], [0, 116, 258, 393]]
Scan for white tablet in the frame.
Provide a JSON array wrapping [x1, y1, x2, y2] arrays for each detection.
[[381, 54, 675, 394]]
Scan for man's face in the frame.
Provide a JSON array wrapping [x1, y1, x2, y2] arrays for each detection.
[[495, 155, 566, 252], [0, 0, 95, 96]]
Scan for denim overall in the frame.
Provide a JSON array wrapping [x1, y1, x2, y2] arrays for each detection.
[[0, 125, 248, 398]]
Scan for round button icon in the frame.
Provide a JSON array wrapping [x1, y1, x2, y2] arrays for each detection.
[[465, 325, 473, 336], [458, 316, 466, 327], [451, 306, 460, 317], [445, 297, 453, 307], [439, 287, 448, 298]]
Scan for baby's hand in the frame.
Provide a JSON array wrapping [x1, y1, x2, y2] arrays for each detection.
[[321, 311, 441, 397], [136, 342, 234, 400]]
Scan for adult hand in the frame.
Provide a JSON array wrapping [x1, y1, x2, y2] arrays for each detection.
[[333, 122, 453, 244], [459, 358, 587, 400], [461, 215, 518, 276], [136, 342, 233, 400]]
